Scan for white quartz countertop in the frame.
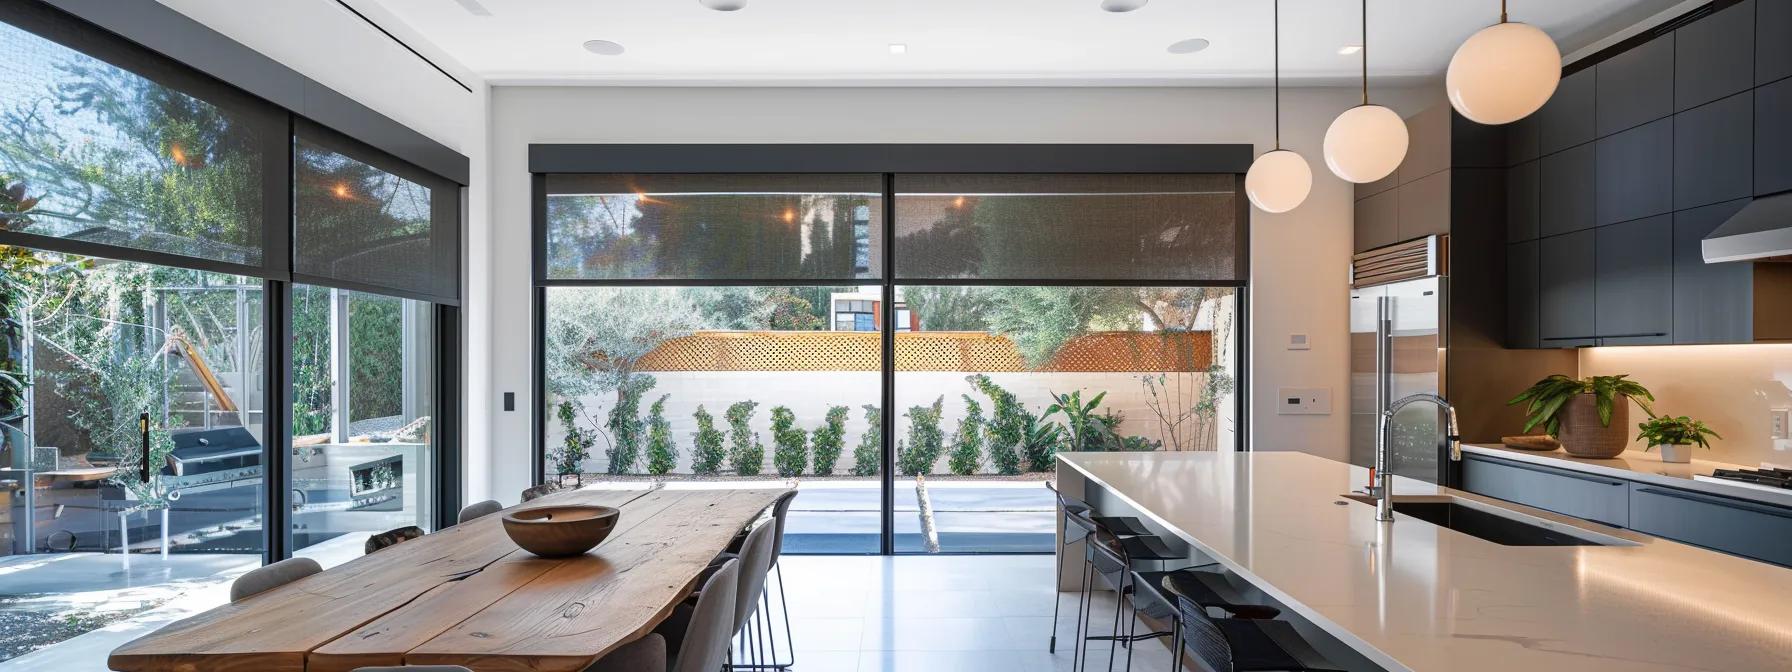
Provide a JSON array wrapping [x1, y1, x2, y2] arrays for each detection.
[[1056, 451, 1792, 672], [1462, 443, 1792, 508]]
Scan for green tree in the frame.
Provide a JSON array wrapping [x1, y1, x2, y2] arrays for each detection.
[[604, 376, 654, 474], [968, 374, 1024, 475], [902, 286, 994, 332], [896, 396, 945, 476], [644, 394, 677, 475], [1020, 412, 1064, 473], [553, 400, 597, 477], [725, 400, 764, 476], [947, 395, 986, 475], [766, 291, 825, 331], [770, 405, 809, 476], [810, 405, 849, 476], [850, 404, 882, 477], [690, 405, 727, 475]]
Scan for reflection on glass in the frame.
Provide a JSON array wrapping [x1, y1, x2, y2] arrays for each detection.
[[0, 21, 267, 264], [1, 246, 264, 659], [542, 174, 884, 280], [892, 286, 1238, 553], [542, 285, 882, 553], [294, 137, 442, 297], [290, 284, 433, 557]]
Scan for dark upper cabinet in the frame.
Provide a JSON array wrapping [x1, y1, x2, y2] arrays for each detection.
[[1597, 33, 1675, 136], [1354, 189, 1398, 253], [1506, 161, 1540, 242], [1541, 143, 1596, 236], [1675, 91, 1753, 209], [1673, 199, 1754, 344], [1540, 230, 1597, 342], [1761, 0, 1792, 86], [1595, 216, 1674, 344], [1505, 115, 1542, 167], [1676, 0, 1756, 111], [1507, 240, 1541, 348], [1758, 78, 1792, 195], [1597, 118, 1674, 226], [1540, 69, 1597, 155]]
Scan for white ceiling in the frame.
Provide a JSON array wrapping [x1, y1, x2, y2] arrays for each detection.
[[368, 0, 1683, 86]]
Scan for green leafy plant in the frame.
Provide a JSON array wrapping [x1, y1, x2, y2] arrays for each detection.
[[1636, 414, 1721, 450], [1046, 389, 1117, 453], [947, 395, 986, 475], [690, 405, 727, 475], [810, 405, 849, 476], [725, 400, 765, 476], [644, 394, 677, 475], [968, 374, 1024, 475], [604, 375, 655, 474], [850, 404, 882, 477], [897, 396, 945, 476], [1019, 411, 1062, 473], [770, 405, 809, 477], [1508, 374, 1655, 435], [553, 400, 597, 477]]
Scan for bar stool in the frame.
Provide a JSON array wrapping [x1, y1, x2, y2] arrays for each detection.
[[1124, 569, 1280, 672], [1167, 591, 1345, 672], [1075, 523, 1186, 672], [1048, 483, 1152, 654]]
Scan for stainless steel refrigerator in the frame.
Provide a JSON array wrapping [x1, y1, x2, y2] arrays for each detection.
[[1350, 236, 1448, 484]]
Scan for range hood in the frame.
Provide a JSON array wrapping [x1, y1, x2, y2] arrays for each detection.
[[1703, 192, 1792, 263]]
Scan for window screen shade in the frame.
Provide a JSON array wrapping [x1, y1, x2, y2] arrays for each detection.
[[294, 132, 458, 303], [0, 15, 279, 268], [543, 173, 884, 281], [893, 174, 1241, 281]]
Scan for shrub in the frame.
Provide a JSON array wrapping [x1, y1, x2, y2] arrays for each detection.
[[1020, 411, 1063, 472], [810, 405, 849, 476], [771, 406, 809, 477], [553, 400, 597, 477], [947, 395, 986, 475], [604, 376, 655, 474], [850, 404, 883, 476], [968, 374, 1024, 475], [690, 405, 727, 475], [897, 396, 945, 476], [645, 394, 677, 475], [726, 400, 765, 476]]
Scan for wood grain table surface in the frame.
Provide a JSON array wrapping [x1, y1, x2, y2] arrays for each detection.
[[107, 486, 787, 672]]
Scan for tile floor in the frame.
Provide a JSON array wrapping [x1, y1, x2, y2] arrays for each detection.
[[762, 554, 1183, 672]]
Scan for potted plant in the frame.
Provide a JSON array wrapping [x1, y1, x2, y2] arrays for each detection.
[[1636, 415, 1720, 464], [1507, 374, 1654, 458]]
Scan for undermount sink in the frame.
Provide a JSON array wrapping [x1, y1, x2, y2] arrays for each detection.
[[1342, 495, 1637, 547]]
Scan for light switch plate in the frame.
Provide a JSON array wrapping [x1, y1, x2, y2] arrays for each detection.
[[1277, 387, 1332, 415], [1288, 333, 1310, 350], [1773, 408, 1790, 440]]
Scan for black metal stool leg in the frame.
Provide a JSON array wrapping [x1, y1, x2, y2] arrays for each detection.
[[1051, 534, 1071, 653], [1076, 558, 1094, 672], [1107, 571, 1125, 672]]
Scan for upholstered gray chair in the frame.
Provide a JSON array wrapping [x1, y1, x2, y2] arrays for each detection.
[[582, 634, 666, 672], [727, 520, 778, 667], [588, 559, 739, 672], [350, 666, 473, 672], [757, 490, 800, 667], [521, 482, 566, 502], [231, 557, 322, 602], [365, 525, 426, 554], [457, 499, 503, 524]]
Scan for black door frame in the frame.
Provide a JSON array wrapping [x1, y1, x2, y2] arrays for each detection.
[[528, 144, 1253, 555]]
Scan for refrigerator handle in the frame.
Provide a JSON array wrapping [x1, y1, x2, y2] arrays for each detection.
[[1369, 296, 1392, 488]]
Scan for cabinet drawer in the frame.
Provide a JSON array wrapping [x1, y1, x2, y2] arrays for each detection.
[[1629, 484, 1792, 567], [1461, 456, 1629, 527]]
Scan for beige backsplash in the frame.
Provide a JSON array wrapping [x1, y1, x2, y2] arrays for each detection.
[[1579, 344, 1792, 467]]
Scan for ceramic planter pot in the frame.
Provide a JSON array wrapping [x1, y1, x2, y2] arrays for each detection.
[[1556, 394, 1629, 459], [1657, 443, 1694, 464]]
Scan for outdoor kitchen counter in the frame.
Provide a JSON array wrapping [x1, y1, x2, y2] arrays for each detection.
[[1054, 451, 1792, 672]]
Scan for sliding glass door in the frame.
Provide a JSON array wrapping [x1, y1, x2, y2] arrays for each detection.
[[534, 162, 1247, 555]]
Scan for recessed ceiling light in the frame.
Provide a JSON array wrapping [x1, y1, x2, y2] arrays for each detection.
[[889, 43, 908, 55], [583, 39, 625, 56], [1338, 44, 1363, 55], [1101, 0, 1148, 12], [699, 0, 746, 11], [1167, 38, 1211, 54]]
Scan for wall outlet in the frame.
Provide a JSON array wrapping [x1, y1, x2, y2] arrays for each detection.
[[1773, 408, 1790, 440], [1277, 387, 1332, 415], [1287, 334, 1310, 351]]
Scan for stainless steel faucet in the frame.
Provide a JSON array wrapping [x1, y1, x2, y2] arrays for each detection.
[[1373, 393, 1461, 522]]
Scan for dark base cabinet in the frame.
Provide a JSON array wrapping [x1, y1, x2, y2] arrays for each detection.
[[1628, 483, 1792, 568], [1460, 455, 1629, 528]]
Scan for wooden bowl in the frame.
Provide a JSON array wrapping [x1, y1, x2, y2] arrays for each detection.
[[502, 505, 620, 557]]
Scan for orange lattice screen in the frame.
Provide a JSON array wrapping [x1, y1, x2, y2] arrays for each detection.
[[632, 330, 1213, 372]]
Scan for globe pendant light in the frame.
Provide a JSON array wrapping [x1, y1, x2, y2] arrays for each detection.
[[1446, 0, 1561, 124], [1323, 0, 1408, 184], [1245, 0, 1312, 214]]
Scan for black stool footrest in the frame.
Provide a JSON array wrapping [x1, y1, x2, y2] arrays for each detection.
[[1147, 569, 1281, 620]]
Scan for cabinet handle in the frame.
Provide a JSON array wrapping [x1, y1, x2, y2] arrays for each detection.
[[1470, 456, 1627, 486], [1635, 487, 1792, 520], [1542, 333, 1666, 341]]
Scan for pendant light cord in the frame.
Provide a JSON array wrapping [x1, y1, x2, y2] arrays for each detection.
[[1360, 0, 1369, 105], [1501, 0, 1509, 24], [1273, 0, 1281, 150]]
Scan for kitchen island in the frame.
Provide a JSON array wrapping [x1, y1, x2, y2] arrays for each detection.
[[1056, 450, 1792, 672]]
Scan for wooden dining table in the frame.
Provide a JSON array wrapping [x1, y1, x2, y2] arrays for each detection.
[[108, 486, 788, 672]]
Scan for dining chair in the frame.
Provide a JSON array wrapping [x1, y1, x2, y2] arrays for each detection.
[[619, 559, 741, 672], [365, 526, 425, 554], [580, 634, 666, 672], [230, 557, 321, 602], [350, 666, 473, 671], [458, 499, 502, 524], [755, 489, 799, 670], [728, 519, 778, 669], [1168, 593, 1345, 672], [521, 482, 566, 502]]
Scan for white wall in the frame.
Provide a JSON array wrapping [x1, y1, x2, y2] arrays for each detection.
[[487, 84, 1439, 503], [156, 0, 497, 503]]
